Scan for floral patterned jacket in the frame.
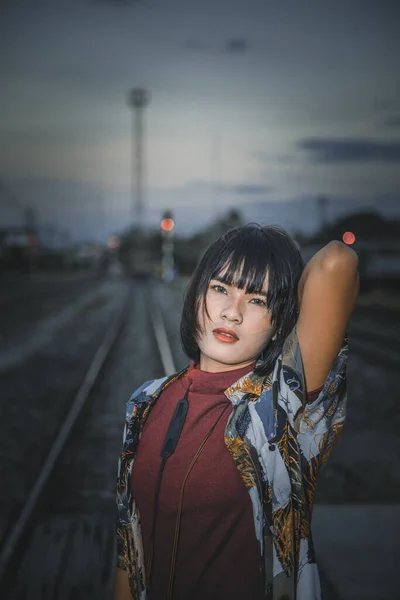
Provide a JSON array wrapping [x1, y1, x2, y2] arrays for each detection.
[[116, 324, 348, 600]]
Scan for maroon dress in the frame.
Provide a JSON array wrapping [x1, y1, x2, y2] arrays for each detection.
[[131, 362, 323, 599], [131, 362, 265, 600]]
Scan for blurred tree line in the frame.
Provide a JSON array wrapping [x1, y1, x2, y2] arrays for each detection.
[[304, 211, 400, 245], [118, 207, 400, 278]]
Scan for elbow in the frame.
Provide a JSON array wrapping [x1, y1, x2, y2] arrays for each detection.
[[321, 240, 359, 273]]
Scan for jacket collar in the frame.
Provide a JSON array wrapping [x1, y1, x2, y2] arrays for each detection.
[[223, 370, 266, 405], [144, 364, 267, 408]]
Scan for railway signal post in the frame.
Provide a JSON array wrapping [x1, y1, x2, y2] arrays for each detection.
[[161, 211, 175, 282]]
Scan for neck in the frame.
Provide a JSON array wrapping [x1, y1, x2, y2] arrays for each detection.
[[199, 356, 255, 373]]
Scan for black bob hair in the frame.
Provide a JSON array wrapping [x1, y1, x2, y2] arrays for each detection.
[[180, 223, 305, 377]]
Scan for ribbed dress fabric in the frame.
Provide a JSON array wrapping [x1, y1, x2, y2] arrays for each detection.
[[131, 361, 323, 599], [131, 361, 265, 600]]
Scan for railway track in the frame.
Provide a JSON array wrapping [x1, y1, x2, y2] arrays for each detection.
[[0, 273, 104, 344], [347, 303, 400, 369], [348, 325, 400, 368], [0, 287, 131, 580], [0, 280, 178, 599]]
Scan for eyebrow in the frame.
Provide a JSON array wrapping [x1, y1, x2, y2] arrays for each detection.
[[211, 276, 268, 298]]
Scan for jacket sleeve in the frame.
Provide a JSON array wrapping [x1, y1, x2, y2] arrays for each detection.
[[278, 323, 348, 435], [115, 380, 153, 570], [115, 409, 131, 570]]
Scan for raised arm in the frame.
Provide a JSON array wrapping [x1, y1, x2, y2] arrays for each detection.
[[296, 240, 359, 392]]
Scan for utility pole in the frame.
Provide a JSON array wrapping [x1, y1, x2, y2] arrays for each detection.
[[211, 129, 222, 206], [127, 88, 150, 227]]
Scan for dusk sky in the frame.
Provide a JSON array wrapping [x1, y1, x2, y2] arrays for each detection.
[[1, 0, 399, 241]]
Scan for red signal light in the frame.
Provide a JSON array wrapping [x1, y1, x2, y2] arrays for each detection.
[[107, 236, 120, 249], [342, 231, 356, 245], [161, 218, 174, 232]]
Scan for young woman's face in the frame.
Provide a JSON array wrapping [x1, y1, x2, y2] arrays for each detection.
[[197, 271, 276, 373]]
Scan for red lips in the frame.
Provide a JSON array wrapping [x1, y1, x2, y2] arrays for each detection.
[[212, 328, 239, 343]]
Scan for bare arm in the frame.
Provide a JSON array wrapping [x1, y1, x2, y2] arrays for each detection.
[[296, 240, 359, 392], [112, 567, 132, 600]]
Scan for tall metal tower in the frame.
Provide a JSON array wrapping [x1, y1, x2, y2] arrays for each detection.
[[128, 88, 150, 226]]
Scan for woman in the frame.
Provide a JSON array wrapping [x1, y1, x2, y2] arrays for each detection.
[[114, 224, 359, 600]]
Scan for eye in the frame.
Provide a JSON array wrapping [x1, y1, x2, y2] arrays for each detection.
[[211, 284, 227, 294], [250, 297, 267, 307]]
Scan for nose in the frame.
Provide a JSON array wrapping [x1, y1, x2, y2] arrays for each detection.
[[221, 296, 243, 324]]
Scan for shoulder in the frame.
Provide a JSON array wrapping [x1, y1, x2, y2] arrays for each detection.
[[125, 365, 191, 420], [124, 377, 167, 420], [128, 377, 168, 404]]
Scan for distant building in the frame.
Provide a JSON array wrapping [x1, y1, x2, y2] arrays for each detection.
[[0, 226, 39, 273]]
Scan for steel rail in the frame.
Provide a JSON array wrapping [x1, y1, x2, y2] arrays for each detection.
[[148, 284, 176, 376], [0, 286, 132, 580]]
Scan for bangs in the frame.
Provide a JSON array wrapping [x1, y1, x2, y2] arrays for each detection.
[[213, 253, 270, 295], [210, 232, 274, 296]]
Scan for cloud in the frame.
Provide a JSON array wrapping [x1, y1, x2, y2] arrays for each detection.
[[186, 181, 272, 195], [183, 38, 251, 56], [85, 0, 135, 5], [383, 115, 400, 129], [224, 38, 250, 55], [230, 184, 272, 195], [298, 138, 400, 163], [183, 39, 210, 54]]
